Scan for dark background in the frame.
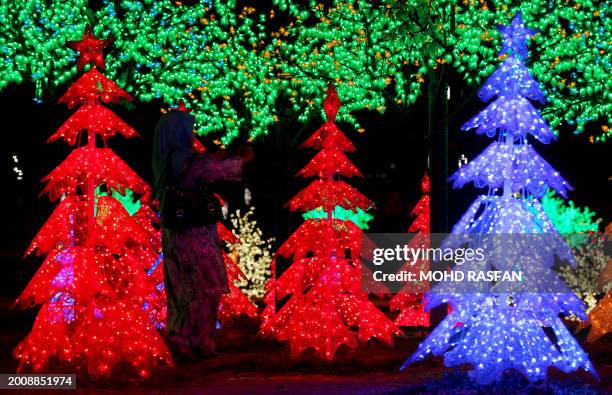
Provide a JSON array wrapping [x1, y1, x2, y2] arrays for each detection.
[[0, 76, 610, 307]]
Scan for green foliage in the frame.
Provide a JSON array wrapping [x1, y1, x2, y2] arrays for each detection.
[[303, 206, 374, 230], [541, 190, 600, 248], [0, 1, 278, 144], [274, 0, 611, 141], [95, 186, 141, 216], [1, 1, 609, 142]]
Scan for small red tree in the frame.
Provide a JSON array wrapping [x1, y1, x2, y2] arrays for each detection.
[[260, 83, 397, 360], [389, 172, 430, 327], [217, 222, 258, 325], [14, 26, 171, 378]]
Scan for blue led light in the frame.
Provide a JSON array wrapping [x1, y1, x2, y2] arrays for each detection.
[[402, 13, 597, 384]]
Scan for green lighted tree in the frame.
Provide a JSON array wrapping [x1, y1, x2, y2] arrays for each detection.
[[274, 0, 610, 141], [541, 190, 605, 312], [542, 190, 600, 244], [0, 0, 279, 144], [1, 0, 609, 146]]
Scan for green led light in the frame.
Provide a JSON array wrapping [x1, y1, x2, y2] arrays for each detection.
[[274, 0, 610, 141], [1, 1, 609, 142], [541, 190, 600, 248], [303, 206, 374, 230], [0, 1, 279, 145], [95, 186, 141, 216]]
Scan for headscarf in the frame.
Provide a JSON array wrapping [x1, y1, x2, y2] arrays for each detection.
[[152, 110, 196, 209]]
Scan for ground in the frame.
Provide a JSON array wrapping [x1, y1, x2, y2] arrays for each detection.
[[2, 297, 610, 395]]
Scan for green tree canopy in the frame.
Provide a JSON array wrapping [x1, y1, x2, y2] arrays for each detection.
[[0, 0, 279, 144], [0, 1, 609, 142], [273, 0, 611, 141]]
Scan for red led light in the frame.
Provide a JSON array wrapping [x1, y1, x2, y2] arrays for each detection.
[[15, 26, 171, 379], [261, 83, 398, 360]]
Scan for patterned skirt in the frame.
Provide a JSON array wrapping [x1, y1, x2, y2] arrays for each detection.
[[162, 225, 229, 349]]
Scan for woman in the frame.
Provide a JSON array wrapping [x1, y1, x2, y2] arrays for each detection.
[[152, 110, 252, 360]]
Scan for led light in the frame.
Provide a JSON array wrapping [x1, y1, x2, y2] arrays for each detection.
[[402, 14, 598, 384], [390, 172, 430, 327], [229, 207, 274, 300], [15, 26, 171, 379], [260, 83, 398, 360]]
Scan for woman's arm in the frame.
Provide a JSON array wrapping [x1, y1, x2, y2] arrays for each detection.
[[186, 153, 243, 184]]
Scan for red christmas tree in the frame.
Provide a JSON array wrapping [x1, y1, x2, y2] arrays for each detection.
[[260, 83, 398, 360], [216, 222, 258, 325], [14, 26, 171, 378], [389, 172, 430, 327]]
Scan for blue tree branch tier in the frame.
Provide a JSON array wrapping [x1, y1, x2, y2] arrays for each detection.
[[401, 13, 598, 384], [477, 56, 545, 105], [449, 143, 571, 198], [461, 54, 554, 144]]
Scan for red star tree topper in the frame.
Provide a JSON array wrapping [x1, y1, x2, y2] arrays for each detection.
[[389, 172, 430, 327], [14, 26, 170, 378], [66, 25, 111, 70], [260, 83, 398, 360]]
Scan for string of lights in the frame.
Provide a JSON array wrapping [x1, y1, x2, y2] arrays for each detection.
[[229, 207, 275, 300], [260, 83, 398, 360], [13, 26, 171, 379], [389, 172, 430, 327], [401, 13, 598, 384]]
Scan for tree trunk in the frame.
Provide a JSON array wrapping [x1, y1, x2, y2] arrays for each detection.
[[428, 66, 448, 234], [428, 65, 449, 327]]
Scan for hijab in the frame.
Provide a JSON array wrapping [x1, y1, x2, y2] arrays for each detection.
[[152, 110, 196, 208]]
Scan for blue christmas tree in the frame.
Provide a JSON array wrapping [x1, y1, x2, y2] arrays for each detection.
[[401, 13, 597, 384]]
